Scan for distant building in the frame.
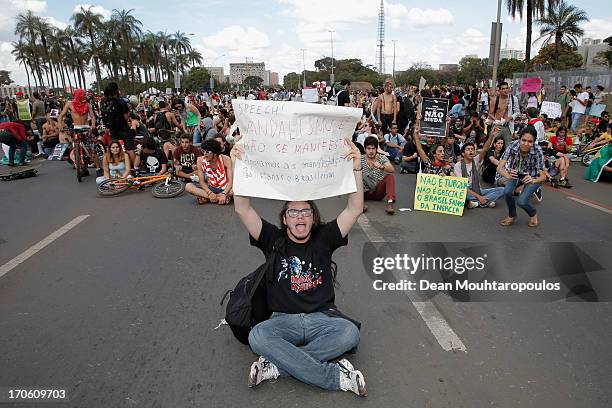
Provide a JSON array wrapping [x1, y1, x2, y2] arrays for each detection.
[[271, 72, 279, 86], [205, 67, 224, 84], [500, 48, 525, 61], [463, 54, 479, 59], [439, 64, 459, 71], [0, 85, 49, 98], [577, 38, 610, 69], [264, 70, 271, 86], [229, 62, 266, 84]]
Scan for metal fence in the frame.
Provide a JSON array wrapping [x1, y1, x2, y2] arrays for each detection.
[[511, 69, 612, 109]]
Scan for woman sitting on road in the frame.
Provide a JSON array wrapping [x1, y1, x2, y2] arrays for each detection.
[[185, 138, 233, 205], [413, 126, 453, 176], [482, 136, 506, 184], [96, 140, 131, 185]]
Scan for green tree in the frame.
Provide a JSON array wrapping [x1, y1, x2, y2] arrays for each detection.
[[506, 0, 559, 66], [72, 5, 105, 93], [594, 36, 612, 68], [0, 70, 13, 86], [283, 72, 301, 89], [498, 58, 526, 80], [532, 43, 582, 69], [395, 62, 437, 87], [111, 9, 143, 84], [243, 75, 263, 89], [535, 0, 587, 68], [182, 67, 210, 91], [457, 57, 491, 85]]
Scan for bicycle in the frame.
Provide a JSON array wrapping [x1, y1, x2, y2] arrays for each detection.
[[97, 167, 185, 198], [64, 127, 104, 182]]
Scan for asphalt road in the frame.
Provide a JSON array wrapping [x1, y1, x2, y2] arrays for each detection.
[[1, 160, 611, 408]]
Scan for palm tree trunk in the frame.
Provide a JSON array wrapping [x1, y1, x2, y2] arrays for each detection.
[[65, 65, 73, 90], [88, 28, 103, 94], [525, 0, 533, 67], [555, 34, 560, 69], [24, 65, 32, 96]]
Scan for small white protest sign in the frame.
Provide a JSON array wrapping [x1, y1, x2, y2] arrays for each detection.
[[232, 100, 362, 201], [540, 101, 562, 119], [302, 88, 319, 103]]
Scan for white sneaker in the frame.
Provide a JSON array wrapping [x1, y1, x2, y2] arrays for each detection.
[[467, 201, 479, 209], [248, 356, 279, 388], [338, 358, 367, 397], [189, 174, 199, 183]]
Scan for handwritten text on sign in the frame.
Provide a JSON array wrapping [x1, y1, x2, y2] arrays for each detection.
[[232, 100, 363, 201], [414, 173, 469, 216]]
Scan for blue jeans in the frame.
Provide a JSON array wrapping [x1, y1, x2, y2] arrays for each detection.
[[191, 127, 202, 145], [248, 312, 360, 391], [385, 146, 402, 162], [571, 112, 583, 132], [503, 179, 540, 217], [466, 187, 505, 207]]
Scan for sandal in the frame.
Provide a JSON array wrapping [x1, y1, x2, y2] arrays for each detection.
[[528, 217, 539, 227], [500, 217, 515, 226], [196, 197, 209, 205]]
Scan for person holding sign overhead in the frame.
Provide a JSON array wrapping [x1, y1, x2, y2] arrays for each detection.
[[413, 112, 453, 176], [496, 125, 547, 227], [230, 138, 368, 396]]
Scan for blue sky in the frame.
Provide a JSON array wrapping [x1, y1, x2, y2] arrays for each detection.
[[1, 0, 610, 86]]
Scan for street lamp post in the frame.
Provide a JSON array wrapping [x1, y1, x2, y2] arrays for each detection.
[[491, 0, 502, 94], [301, 48, 306, 89], [328, 29, 335, 85], [392, 40, 397, 79]]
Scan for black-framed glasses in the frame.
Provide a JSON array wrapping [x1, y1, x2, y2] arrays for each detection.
[[285, 208, 313, 218]]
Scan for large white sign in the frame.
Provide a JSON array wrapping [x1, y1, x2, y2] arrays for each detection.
[[232, 100, 362, 201], [540, 101, 562, 119]]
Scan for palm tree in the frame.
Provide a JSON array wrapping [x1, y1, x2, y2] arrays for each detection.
[[186, 49, 203, 68], [72, 5, 104, 93], [11, 40, 33, 94], [506, 0, 559, 66], [535, 0, 587, 68], [111, 9, 143, 84], [158, 31, 173, 82], [35, 17, 56, 88], [15, 11, 45, 87]]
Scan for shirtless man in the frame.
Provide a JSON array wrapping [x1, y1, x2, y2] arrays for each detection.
[[58, 88, 99, 168], [41, 111, 60, 156], [488, 81, 519, 146], [376, 80, 397, 135]]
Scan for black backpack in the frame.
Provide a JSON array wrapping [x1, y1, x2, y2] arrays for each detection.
[[100, 97, 123, 130], [154, 111, 171, 132], [219, 238, 284, 345]]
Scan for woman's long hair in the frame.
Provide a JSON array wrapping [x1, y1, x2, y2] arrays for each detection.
[[105, 140, 125, 165]]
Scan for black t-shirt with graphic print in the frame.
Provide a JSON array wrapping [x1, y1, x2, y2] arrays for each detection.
[[250, 219, 347, 314], [138, 149, 168, 174]]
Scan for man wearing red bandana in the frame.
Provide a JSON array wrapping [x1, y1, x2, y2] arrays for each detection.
[[58, 89, 98, 168]]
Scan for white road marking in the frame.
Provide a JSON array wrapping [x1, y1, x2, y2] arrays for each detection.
[[0, 215, 90, 279], [567, 197, 612, 216], [358, 214, 467, 352]]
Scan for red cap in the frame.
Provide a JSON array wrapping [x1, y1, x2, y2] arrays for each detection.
[[15, 91, 24, 96]]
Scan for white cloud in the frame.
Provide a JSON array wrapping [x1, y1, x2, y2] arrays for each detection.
[[43, 16, 68, 30], [582, 17, 612, 40], [405, 8, 454, 27], [201, 26, 270, 55], [73, 4, 111, 20], [9, 0, 47, 13]]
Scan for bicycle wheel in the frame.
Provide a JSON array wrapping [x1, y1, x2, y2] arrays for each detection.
[[74, 142, 82, 182], [97, 179, 130, 196], [152, 179, 184, 198], [581, 153, 594, 167]]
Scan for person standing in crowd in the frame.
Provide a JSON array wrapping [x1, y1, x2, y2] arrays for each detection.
[[488, 81, 520, 146], [497, 125, 547, 227], [557, 85, 571, 123], [230, 138, 367, 396], [570, 83, 589, 133], [454, 127, 504, 209], [479, 85, 489, 113], [0, 121, 28, 166], [361, 136, 396, 214], [335, 79, 351, 107], [14, 91, 32, 129], [31, 92, 46, 137], [526, 92, 538, 109], [376, 79, 397, 134], [185, 138, 233, 205], [101, 82, 134, 163]]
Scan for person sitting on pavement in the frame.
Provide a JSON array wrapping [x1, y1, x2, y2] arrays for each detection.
[[383, 123, 405, 164], [96, 140, 131, 185], [587, 122, 612, 149], [496, 125, 547, 227], [399, 134, 419, 174], [361, 136, 396, 214], [453, 127, 504, 208], [0, 121, 28, 166], [462, 111, 486, 146], [482, 136, 506, 185], [185, 138, 233, 205], [41, 111, 60, 157], [546, 126, 572, 188], [526, 107, 546, 144], [443, 133, 460, 164], [231, 138, 367, 396], [173, 132, 202, 182], [584, 142, 612, 182], [133, 136, 167, 175], [414, 124, 453, 176]]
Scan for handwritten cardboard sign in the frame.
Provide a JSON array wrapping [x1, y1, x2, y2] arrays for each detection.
[[414, 173, 468, 216], [302, 88, 319, 103], [231, 100, 362, 201], [540, 101, 562, 119]]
